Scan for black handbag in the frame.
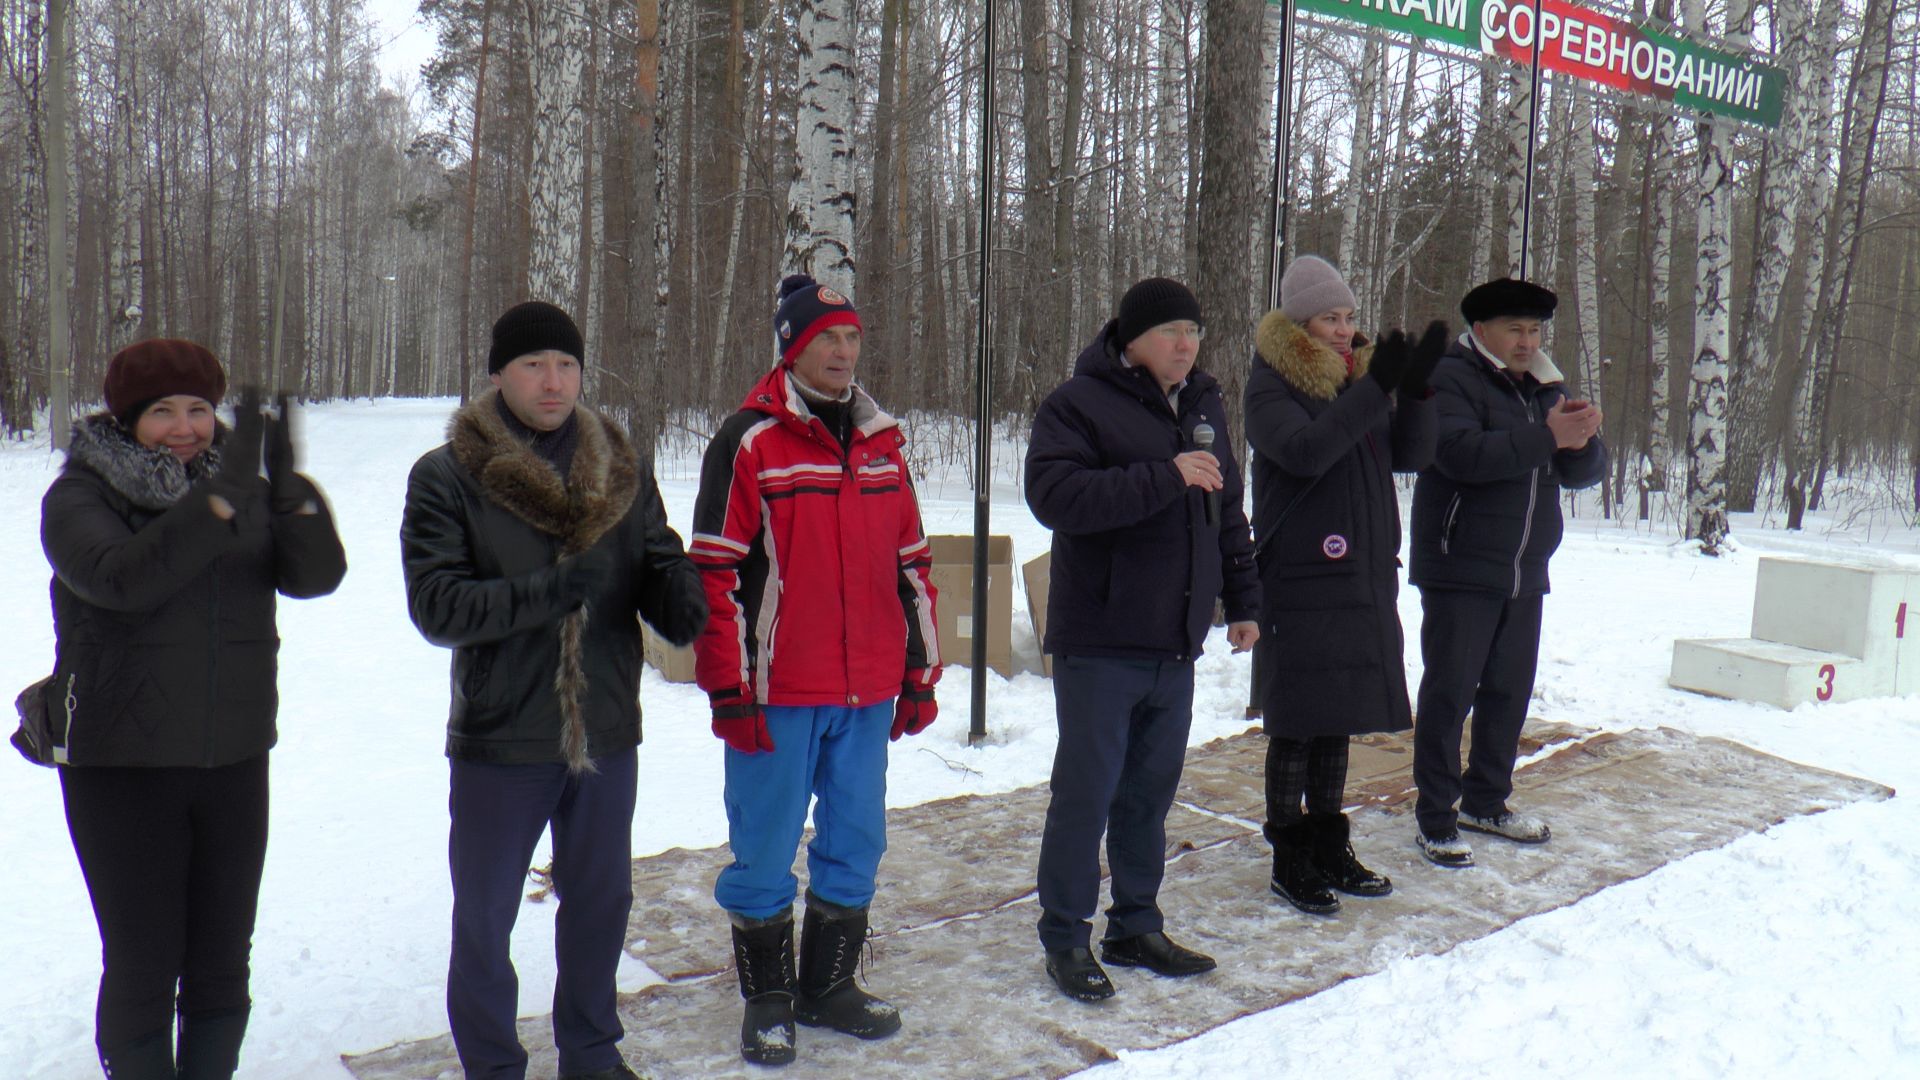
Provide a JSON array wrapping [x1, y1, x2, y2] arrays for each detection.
[[11, 674, 58, 767]]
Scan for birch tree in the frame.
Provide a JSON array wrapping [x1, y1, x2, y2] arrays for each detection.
[[525, 0, 591, 306], [784, 0, 857, 296], [1682, 0, 1753, 553]]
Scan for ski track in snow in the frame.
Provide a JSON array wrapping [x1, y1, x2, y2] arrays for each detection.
[[2, 399, 1914, 1079]]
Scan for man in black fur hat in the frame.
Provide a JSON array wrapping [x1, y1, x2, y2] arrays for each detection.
[[1407, 278, 1606, 870], [400, 300, 706, 1080]]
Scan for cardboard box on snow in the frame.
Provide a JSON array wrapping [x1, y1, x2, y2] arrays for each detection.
[[642, 621, 697, 683], [1023, 551, 1054, 677], [927, 535, 1014, 678]]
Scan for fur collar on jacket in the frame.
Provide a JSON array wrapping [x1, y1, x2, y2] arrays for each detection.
[[449, 389, 638, 557], [1256, 310, 1375, 402], [448, 390, 640, 772], [64, 412, 225, 510]]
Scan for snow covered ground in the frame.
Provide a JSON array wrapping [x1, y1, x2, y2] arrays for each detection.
[[2, 398, 1914, 1079]]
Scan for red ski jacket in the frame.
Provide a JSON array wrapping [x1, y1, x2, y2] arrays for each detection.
[[690, 364, 940, 708]]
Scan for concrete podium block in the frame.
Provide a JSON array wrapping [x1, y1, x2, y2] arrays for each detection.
[[1671, 556, 1920, 708], [1669, 638, 1866, 709]]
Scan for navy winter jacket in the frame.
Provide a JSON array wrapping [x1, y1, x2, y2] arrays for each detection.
[[1025, 320, 1261, 661], [1409, 335, 1607, 597]]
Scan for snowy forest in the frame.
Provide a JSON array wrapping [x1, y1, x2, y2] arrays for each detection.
[[0, 0, 1916, 550]]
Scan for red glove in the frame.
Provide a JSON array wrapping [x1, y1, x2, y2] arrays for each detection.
[[710, 688, 774, 754], [891, 684, 938, 741]]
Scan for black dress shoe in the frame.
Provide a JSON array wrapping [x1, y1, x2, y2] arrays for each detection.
[[559, 1064, 641, 1080], [1099, 931, 1216, 977], [1045, 946, 1117, 1001]]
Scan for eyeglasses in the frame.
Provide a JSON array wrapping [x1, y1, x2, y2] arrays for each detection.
[[1152, 323, 1206, 342]]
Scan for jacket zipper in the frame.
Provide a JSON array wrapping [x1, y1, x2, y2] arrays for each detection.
[[55, 673, 76, 765], [205, 565, 221, 766], [1510, 382, 1539, 599]]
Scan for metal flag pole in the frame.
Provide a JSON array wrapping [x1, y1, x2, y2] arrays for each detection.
[[970, 0, 998, 747], [1517, 0, 1546, 281], [1265, 0, 1299, 311]]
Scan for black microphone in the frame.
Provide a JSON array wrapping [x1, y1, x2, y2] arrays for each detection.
[[1193, 422, 1220, 527]]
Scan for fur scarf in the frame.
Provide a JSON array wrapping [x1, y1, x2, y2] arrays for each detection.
[[1255, 311, 1376, 403], [65, 412, 225, 510], [449, 390, 639, 772]]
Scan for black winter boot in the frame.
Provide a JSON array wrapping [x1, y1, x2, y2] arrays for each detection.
[[794, 892, 901, 1040], [730, 910, 798, 1066], [176, 1004, 250, 1080], [1265, 820, 1341, 915], [97, 1027, 174, 1080], [1308, 813, 1393, 897]]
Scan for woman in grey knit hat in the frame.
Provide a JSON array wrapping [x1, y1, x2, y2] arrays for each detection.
[[1242, 256, 1448, 915]]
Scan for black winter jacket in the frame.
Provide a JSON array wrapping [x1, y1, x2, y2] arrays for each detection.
[[401, 392, 705, 767], [1026, 320, 1261, 662], [41, 414, 347, 768], [1409, 336, 1606, 597], [1245, 314, 1433, 737]]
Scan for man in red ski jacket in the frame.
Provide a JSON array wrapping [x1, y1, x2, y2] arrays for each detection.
[[689, 274, 940, 1067]]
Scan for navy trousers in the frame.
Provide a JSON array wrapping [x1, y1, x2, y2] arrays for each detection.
[[447, 749, 636, 1080], [1035, 655, 1195, 952], [1412, 588, 1544, 838]]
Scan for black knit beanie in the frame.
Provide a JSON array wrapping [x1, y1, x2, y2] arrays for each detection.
[[489, 301, 584, 374], [773, 274, 862, 362], [1115, 277, 1204, 349]]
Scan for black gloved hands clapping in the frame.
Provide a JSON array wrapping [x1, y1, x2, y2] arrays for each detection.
[[263, 393, 323, 515], [1398, 320, 1451, 399], [206, 386, 264, 521], [1365, 320, 1451, 398], [1366, 330, 1413, 393]]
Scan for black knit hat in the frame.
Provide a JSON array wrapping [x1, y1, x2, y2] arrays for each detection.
[[1115, 277, 1203, 349], [774, 274, 862, 362], [489, 300, 584, 374], [1460, 278, 1558, 324]]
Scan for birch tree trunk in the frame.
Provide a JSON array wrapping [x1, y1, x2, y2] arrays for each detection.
[[1500, 60, 1531, 277], [46, 0, 74, 447], [525, 0, 590, 307], [1643, 106, 1676, 516], [1194, 0, 1263, 448], [1786, 0, 1894, 528], [1470, 62, 1499, 285], [1682, 0, 1752, 553], [784, 0, 857, 296], [1724, 0, 1837, 512], [110, 0, 146, 346], [1337, 38, 1381, 300], [1569, 89, 1600, 409]]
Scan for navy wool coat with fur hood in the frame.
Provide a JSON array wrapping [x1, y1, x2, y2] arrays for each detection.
[[41, 413, 347, 767], [1245, 312, 1434, 737], [1026, 319, 1260, 662]]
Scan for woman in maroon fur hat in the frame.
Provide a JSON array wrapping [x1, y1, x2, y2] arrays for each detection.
[[36, 340, 345, 1079]]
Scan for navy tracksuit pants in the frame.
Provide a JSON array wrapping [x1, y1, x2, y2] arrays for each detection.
[[1412, 588, 1544, 838], [447, 748, 636, 1080], [1035, 654, 1194, 952]]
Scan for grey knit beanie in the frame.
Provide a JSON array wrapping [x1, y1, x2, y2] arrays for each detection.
[[1279, 255, 1358, 323]]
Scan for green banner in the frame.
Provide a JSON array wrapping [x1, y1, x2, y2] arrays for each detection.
[[1292, 0, 1783, 128]]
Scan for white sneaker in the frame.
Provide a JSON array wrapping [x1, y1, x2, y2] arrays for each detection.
[[1460, 810, 1551, 844], [1416, 831, 1474, 869]]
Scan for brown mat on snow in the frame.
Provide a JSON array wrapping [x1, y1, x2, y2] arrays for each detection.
[[343, 726, 1891, 1079]]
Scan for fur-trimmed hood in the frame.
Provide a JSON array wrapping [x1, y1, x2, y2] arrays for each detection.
[[446, 390, 640, 772], [448, 390, 638, 558], [64, 411, 225, 510], [1255, 310, 1374, 402]]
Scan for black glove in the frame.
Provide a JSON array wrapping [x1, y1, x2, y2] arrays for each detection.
[[556, 545, 617, 608], [1398, 320, 1451, 399], [1367, 330, 1413, 393], [263, 393, 321, 514], [207, 386, 265, 511]]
